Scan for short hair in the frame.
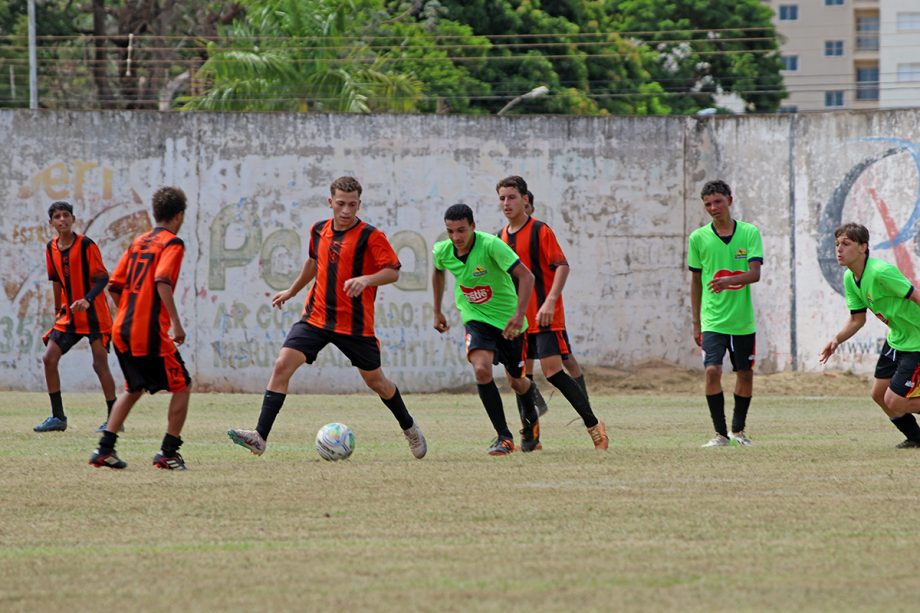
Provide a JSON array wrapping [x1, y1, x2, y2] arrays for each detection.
[[48, 201, 73, 218], [152, 186, 187, 223], [525, 190, 535, 206], [701, 180, 732, 199], [835, 222, 870, 256], [444, 203, 474, 225], [330, 176, 362, 197], [496, 175, 528, 195]]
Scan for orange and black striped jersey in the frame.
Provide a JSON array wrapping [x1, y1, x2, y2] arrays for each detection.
[[499, 217, 569, 332], [45, 234, 112, 335], [302, 219, 400, 337], [108, 227, 184, 357]]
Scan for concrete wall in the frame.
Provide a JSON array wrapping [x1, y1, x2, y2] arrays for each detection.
[[1, 109, 918, 392]]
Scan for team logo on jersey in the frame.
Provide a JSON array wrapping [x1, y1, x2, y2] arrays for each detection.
[[329, 240, 343, 264], [734, 248, 747, 260], [472, 265, 487, 277], [460, 284, 493, 304], [712, 269, 744, 290], [873, 310, 889, 325]]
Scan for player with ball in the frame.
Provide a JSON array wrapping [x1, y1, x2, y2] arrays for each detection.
[[227, 176, 427, 460]]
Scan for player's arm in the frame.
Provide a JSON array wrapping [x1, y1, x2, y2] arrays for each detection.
[[156, 281, 185, 345], [503, 261, 534, 339], [708, 260, 762, 293], [51, 280, 63, 313], [535, 264, 569, 327], [690, 270, 703, 346], [342, 266, 399, 298], [432, 267, 449, 333], [819, 311, 867, 363], [71, 274, 109, 313], [272, 257, 318, 308]]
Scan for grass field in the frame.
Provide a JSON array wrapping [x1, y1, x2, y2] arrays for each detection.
[[3, 388, 920, 611]]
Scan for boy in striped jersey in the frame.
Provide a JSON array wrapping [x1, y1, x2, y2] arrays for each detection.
[[228, 176, 427, 459], [35, 201, 118, 433], [497, 177, 608, 450], [89, 187, 191, 469]]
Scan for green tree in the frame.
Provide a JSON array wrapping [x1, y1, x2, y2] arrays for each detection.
[[606, 0, 786, 113]]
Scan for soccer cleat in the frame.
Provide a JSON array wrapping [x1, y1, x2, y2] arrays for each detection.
[[153, 451, 188, 470], [403, 423, 428, 459], [587, 420, 609, 450], [729, 431, 752, 447], [895, 439, 920, 449], [89, 449, 127, 469], [227, 429, 266, 456], [534, 386, 550, 417], [487, 436, 515, 456], [34, 416, 67, 432], [96, 421, 125, 433], [702, 434, 731, 448], [520, 420, 542, 452]]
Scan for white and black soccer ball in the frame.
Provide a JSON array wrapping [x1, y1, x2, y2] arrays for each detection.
[[315, 422, 355, 461]]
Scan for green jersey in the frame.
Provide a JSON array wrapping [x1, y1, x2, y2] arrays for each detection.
[[687, 220, 763, 335], [844, 257, 920, 351], [433, 231, 526, 331]]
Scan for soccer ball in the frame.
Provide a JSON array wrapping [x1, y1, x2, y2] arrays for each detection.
[[315, 422, 355, 461]]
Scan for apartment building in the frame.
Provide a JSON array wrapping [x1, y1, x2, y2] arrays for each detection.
[[766, 0, 920, 111]]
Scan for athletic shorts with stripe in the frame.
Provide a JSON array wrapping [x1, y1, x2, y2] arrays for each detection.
[[464, 320, 527, 378], [885, 348, 920, 399], [525, 329, 572, 360], [45, 329, 110, 355], [875, 341, 898, 380], [283, 320, 382, 371], [116, 349, 191, 394], [701, 331, 756, 371]]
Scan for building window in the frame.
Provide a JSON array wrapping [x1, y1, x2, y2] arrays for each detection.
[[778, 5, 798, 21], [825, 91, 844, 107], [824, 41, 844, 56], [897, 13, 920, 31], [825, 0, 843, 5], [781, 55, 799, 71], [856, 15, 880, 51], [779, 106, 798, 113], [856, 66, 880, 100], [898, 63, 920, 82]]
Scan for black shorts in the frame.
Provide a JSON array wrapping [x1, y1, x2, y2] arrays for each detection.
[[526, 330, 572, 360], [701, 331, 756, 371], [875, 341, 899, 380], [283, 321, 382, 371], [886, 349, 920, 398], [116, 350, 191, 394], [46, 330, 109, 355], [464, 320, 526, 378]]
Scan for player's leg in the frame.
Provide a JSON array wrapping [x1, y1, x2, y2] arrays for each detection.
[[871, 342, 896, 415], [881, 351, 920, 448], [470, 348, 513, 455], [35, 336, 67, 432], [358, 366, 427, 459], [560, 331, 590, 403], [727, 333, 756, 446], [701, 332, 730, 447], [502, 336, 540, 452], [89, 336, 119, 432], [518, 356, 550, 417], [90, 391, 141, 469], [153, 352, 192, 470], [228, 322, 318, 455]]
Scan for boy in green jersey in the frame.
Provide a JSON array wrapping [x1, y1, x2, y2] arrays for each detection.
[[432, 203, 541, 455], [820, 223, 920, 448], [688, 180, 763, 447]]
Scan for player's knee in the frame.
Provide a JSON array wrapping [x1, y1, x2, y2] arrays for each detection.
[[472, 364, 492, 383], [704, 365, 722, 380], [91, 359, 108, 376], [42, 352, 59, 369]]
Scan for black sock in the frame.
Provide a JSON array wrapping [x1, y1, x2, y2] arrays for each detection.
[[706, 392, 727, 437], [161, 433, 183, 456], [256, 390, 286, 440], [49, 391, 65, 419], [891, 414, 920, 442], [477, 381, 512, 438], [98, 430, 118, 454], [516, 380, 539, 426], [106, 397, 116, 418], [573, 373, 590, 402], [547, 371, 598, 428], [381, 387, 414, 430], [732, 394, 751, 433]]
